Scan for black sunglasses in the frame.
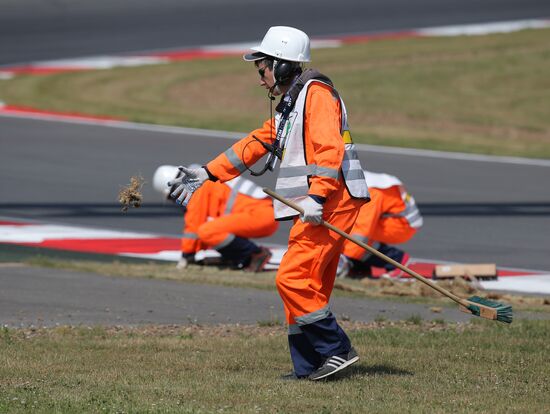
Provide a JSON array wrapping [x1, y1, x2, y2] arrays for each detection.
[[258, 66, 267, 78]]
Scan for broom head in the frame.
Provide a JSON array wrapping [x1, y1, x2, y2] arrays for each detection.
[[459, 296, 513, 324]]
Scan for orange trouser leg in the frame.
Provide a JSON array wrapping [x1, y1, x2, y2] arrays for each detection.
[[276, 208, 359, 324], [197, 205, 279, 248]]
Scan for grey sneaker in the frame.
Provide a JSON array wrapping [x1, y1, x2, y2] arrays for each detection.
[[309, 347, 359, 381]]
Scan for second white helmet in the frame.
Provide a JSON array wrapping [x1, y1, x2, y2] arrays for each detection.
[[152, 165, 179, 198], [244, 26, 310, 63]]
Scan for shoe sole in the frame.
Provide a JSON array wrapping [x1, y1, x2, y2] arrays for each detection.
[[309, 355, 359, 381]]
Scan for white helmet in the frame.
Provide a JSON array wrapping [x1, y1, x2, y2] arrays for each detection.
[[152, 165, 179, 198], [243, 26, 310, 63]]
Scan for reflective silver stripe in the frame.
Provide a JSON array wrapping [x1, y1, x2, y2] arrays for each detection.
[[225, 176, 266, 199], [351, 233, 369, 243], [277, 186, 310, 198], [295, 305, 331, 325], [279, 164, 338, 180], [354, 233, 371, 262], [382, 204, 423, 228], [406, 210, 423, 228], [343, 147, 359, 160], [224, 177, 244, 215], [278, 165, 314, 178], [340, 102, 368, 199], [316, 165, 339, 179], [341, 155, 369, 198], [182, 232, 198, 240], [342, 168, 365, 181], [359, 241, 380, 262], [360, 251, 372, 262], [237, 180, 262, 197], [212, 234, 235, 250], [224, 148, 247, 173], [288, 324, 303, 335]]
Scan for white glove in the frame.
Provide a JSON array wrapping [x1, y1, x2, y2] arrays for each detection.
[[300, 196, 323, 225], [168, 166, 209, 206], [176, 257, 188, 270]]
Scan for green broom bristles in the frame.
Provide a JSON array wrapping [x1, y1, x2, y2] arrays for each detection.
[[466, 295, 513, 324]]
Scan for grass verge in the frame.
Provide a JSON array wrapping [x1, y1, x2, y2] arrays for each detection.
[[0, 29, 549, 157], [1, 320, 549, 413]]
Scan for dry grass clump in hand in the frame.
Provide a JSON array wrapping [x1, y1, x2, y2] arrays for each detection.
[[118, 175, 144, 212]]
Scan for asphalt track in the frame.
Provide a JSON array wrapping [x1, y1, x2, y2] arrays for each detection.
[[3, 264, 549, 328], [1, 116, 549, 271], [2, 0, 550, 65]]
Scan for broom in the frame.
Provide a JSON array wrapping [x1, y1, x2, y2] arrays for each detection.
[[264, 188, 513, 324]]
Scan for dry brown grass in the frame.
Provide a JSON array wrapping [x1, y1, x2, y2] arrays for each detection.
[[117, 175, 144, 212]]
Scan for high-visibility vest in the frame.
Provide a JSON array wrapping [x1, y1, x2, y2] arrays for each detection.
[[274, 79, 369, 219], [363, 171, 423, 229]]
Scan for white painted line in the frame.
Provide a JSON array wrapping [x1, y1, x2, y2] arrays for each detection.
[[0, 110, 242, 140], [413, 256, 550, 276], [0, 224, 160, 243], [479, 275, 550, 294], [34, 56, 169, 70], [354, 144, 550, 167], [201, 42, 257, 53], [122, 251, 181, 262], [417, 19, 550, 37], [3, 109, 549, 167], [0, 72, 14, 80]]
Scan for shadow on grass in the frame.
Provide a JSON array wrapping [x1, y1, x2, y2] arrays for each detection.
[[328, 364, 413, 382], [351, 364, 414, 377]]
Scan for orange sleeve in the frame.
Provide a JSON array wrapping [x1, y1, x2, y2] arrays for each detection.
[[206, 117, 276, 182], [303, 83, 344, 199], [383, 185, 408, 214]]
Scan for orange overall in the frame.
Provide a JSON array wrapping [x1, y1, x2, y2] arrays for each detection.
[[207, 82, 365, 327], [181, 180, 278, 255], [343, 186, 417, 262]]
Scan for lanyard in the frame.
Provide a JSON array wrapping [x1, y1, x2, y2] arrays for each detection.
[[266, 94, 294, 170]]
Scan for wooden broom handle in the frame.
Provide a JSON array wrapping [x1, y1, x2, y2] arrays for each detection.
[[264, 188, 470, 307]]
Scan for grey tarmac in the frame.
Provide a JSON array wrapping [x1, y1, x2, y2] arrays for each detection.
[[1, 264, 547, 328]]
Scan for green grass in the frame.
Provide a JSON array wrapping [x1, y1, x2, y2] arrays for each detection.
[[1, 29, 549, 157], [1, 320, 549, 413]]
